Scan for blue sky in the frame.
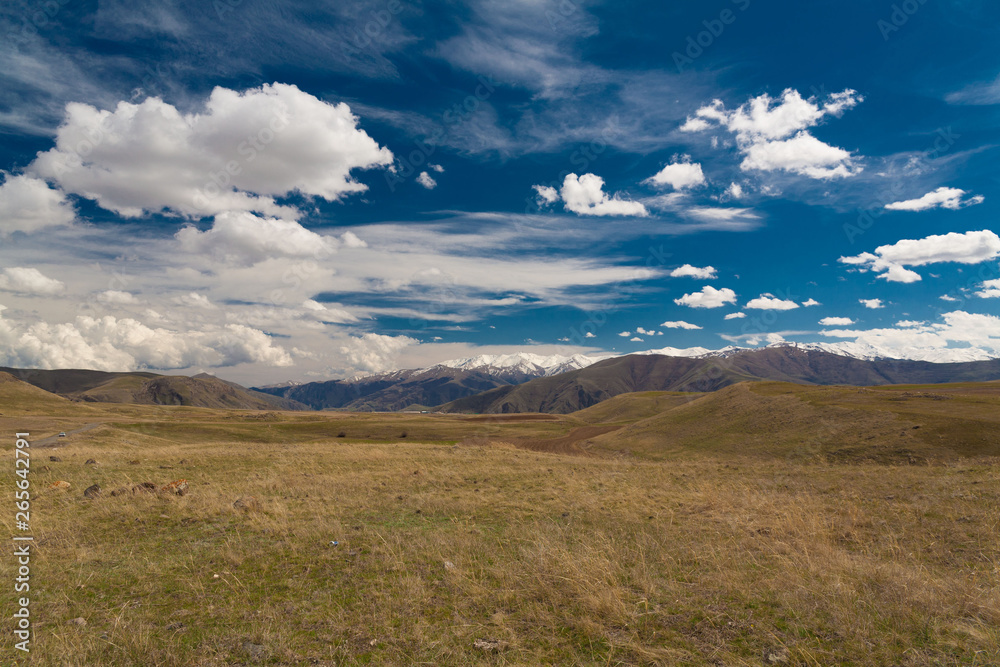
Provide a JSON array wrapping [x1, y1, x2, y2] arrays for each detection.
[[1, 0, 999, 384]]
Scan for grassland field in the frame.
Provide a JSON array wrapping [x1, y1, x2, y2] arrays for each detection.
[[2, 381, 999, 665]]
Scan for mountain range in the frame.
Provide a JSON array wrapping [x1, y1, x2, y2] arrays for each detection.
[[434, 345, 1000, 413], [252, 352, 610, 411], [6, 344, 1000, 414], [254, 344, 1000, 413]]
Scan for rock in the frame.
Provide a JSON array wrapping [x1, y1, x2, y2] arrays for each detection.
[[161, 479, 188, 496], [85, 459, 97, 465], [49, 481, 71, 490], [67, 617, 86, 626], [49, 456, 61, 462], [111, 482, 158, 497], [444, 560, 456, 571], [762, 646, 789, 664], [473, 638, 506, 653], [233, 496, 261, 512], [84, 484, 101, 498], [242, 641, 267, 662]]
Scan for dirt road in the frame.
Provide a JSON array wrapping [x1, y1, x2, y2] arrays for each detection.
[[35, 423, 104, 448]]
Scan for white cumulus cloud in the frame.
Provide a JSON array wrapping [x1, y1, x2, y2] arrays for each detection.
[[840, 230, 1000, 283], [29, 83, 393, 219], [740, 131, 860, 180], [745, 293, 799, 310], [819, 316, 854, 326], [0, 267, 65, 295], [645, 159, 705, 190], [674, 286, 737, 309], [339, 333, 419, 374], [681, 88, 863, 180], [860, 299, 883, 309], [0, 311, 292, 371], [670, 264, 717, 279], [416, 171, 438, 189], [0, 174, 76, 235], [976, 278, 1000, 299], [176, 211, 340, 266], [536, 173, 648, 217], [532, 184, 559, 206], [819, 311, 1000, 361], [724, 312, 746, 320]]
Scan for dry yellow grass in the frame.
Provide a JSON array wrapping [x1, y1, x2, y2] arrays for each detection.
[[2, 385, 999, 665]]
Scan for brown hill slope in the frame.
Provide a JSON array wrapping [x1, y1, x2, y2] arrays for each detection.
[[580, 382, 1000, 463], [0, 367, 307, 410], [0, 371, 95, 416]]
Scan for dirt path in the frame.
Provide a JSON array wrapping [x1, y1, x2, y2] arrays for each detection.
[[35, 423, 104, 448], [513, 424, 623, 455]]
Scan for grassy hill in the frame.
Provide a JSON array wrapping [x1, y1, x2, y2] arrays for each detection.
[[581, 382, 1000, 462], [0, 371, 98, 416], [0, 367, 307, 410]]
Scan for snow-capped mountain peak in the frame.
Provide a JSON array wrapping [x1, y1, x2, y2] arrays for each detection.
[[429, 352, 613, 376]]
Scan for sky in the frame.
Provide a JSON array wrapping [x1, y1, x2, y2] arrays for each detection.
[[1, 0, 1000, 385]]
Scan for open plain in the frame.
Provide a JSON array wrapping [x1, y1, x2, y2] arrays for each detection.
[[3, 376, 999, 665]]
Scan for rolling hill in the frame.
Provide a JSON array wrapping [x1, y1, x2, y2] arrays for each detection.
[[576, 381, 1000, 462], [0, 371, 95, 416], [0, 367, 308, 410]]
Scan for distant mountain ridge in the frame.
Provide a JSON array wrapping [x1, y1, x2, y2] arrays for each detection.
[[421, 352, 613, 376], [435, 346, 1000, 414], [253, 352, 611, 411], [255, 345, 1000, 412]]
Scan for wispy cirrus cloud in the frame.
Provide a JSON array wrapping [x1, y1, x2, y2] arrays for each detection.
[[884, 186, 983, 211]]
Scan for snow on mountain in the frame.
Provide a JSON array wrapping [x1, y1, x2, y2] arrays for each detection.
[[635, 346, 714, 358], [429, 352, 613, 376], [636, 340, 997, 363], [255, 380, 303, 389], [348, 340, 997, 384], [758, 341, 997, 363]]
